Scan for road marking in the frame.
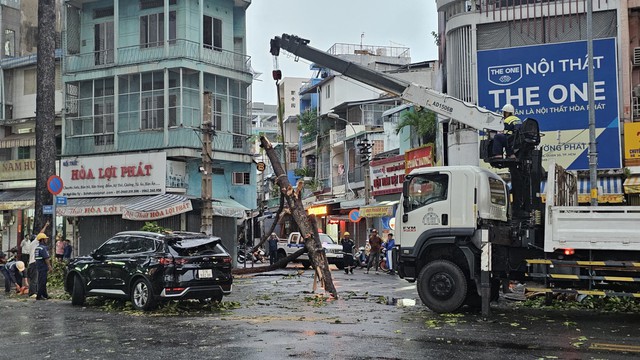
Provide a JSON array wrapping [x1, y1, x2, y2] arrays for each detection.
[[590, 343, 640, 353], [395, 285, 417, 292]]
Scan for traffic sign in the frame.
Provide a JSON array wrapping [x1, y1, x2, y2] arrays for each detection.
[[56, 196, 68, 205], [43, 205, 53, 214], [256, 162, 266, 171], [47, 175, 64, 195], [348, 209, 362, 223]]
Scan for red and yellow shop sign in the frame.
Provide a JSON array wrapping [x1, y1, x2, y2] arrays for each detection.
[[405, 144, 434, 174], [624, 122, 640, 163]]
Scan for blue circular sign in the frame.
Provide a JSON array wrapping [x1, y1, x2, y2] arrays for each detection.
[[47, 175, 64, 195]]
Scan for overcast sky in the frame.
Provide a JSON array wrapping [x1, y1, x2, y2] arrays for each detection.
[[246, 0, 439, 104]]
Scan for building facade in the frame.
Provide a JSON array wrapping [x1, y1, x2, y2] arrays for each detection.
[[58, 0, 255, 253]]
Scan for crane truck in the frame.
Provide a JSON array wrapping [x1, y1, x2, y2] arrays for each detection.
[[270, 34, 640, 317]]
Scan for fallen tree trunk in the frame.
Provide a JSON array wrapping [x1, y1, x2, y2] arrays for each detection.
[[232, 247, 306, 275], [259, 135, 338, 297]]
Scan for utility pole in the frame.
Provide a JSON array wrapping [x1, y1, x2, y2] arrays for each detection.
[[201, 92, 213, 235], [586, 0, 598, 206]]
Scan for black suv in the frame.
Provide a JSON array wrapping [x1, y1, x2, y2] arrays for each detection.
[[65, 231, 233, 310]]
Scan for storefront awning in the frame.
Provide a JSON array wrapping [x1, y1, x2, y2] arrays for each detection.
[[122, 194, 193, 221], [624, 175, 640, 194], [0, 133, 36, 149], [359, 200, 399, 218], [212, 198, 250, 219], [540, 176, 624, 204], [0, 189, 34, 210], [57, 196, 150, 217]]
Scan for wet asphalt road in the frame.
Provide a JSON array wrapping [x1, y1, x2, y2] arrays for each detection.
[[2, 265, 640, 360]]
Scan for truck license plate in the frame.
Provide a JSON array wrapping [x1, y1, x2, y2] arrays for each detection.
[[198, 269, 213, 278]]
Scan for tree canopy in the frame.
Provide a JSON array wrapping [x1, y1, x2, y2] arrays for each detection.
[[395, 107, 437, 146]]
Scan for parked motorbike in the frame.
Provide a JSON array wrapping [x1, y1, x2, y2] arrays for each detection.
[[237, 245, 266, 264], [354, 246, 368, 268]]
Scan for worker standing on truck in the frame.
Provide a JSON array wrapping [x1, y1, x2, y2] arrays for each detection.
[[492, 104, 522, 159]]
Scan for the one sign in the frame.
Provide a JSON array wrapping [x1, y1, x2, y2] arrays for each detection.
[[60, 152, 167, 198], [477, 38, 621, 170], [47, 175, 64, 195], [43, 205, 53, 214], [55, 196, 67, 205]]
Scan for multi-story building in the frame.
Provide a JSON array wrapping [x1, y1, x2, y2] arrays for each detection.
[[0, 0, 65, 254], [57, 0, 254, 253], [437, 0, 637, 204]]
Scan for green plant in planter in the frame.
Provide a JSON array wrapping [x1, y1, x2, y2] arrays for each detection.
[[141, 221, 172, 233]]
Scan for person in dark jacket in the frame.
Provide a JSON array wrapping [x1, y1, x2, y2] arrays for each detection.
[[63, 239, 73, 262], [268, 233, 279, 265], [341, 232, 355, 274], [384, 233, 396, 275]]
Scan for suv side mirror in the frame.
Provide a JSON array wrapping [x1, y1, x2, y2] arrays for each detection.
[[91, 252, 104, 260]]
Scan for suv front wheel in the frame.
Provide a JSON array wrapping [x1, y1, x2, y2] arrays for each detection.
[[131, 278, 157, 311]]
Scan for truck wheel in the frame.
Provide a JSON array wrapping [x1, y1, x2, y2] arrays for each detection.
[[417, 260, 467, 313]]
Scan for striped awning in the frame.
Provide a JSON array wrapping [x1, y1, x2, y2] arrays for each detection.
[[540, 176, 624, 203], [211, 198, 250, 219], [624, 175, 640, 194], [122, 194, 193, 221]]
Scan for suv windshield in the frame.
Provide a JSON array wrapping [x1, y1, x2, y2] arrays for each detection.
[[319, 234, 336, 244], [167, 237, 226, 257]]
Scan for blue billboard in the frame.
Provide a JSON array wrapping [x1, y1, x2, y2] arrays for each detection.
[[477, 38, 621, 170]]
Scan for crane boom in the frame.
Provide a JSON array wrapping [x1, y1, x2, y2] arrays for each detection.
[[270, 34, 504, 132]]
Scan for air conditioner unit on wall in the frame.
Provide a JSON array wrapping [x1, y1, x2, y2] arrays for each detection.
[[634, 48, 640, 66]]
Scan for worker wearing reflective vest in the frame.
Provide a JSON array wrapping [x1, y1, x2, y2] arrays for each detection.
[[492, 104, 522, 159], [34, 233, 53, 300]]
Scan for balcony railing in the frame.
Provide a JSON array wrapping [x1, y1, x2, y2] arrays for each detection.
[[64, 39, 252, 74]]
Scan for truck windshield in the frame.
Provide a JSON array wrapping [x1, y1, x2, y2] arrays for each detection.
[[405, 173, 448, 212]]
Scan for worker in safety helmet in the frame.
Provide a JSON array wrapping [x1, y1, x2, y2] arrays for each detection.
[[491, 104, 522, 159]]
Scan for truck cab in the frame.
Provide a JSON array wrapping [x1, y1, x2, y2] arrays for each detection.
[[396, 166, 509, 281]]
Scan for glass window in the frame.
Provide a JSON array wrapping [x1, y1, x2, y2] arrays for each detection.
[[126, 237, 157, 254], [4, 29, 15, 57], [96, 236, 127, 256], [405, 173, 448, 212], [140, 11, 176, 48], [203, 16, 222, 51], [17, 146, 31, 159], [167, 237, 226, 257], [489, 178, 507, 206]]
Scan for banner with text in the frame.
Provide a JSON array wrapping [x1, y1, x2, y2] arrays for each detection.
[[60, 152, 167, 198], [477, 38, 621, 170]]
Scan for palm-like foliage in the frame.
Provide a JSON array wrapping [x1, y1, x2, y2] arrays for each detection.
[[297, 109, 318, 144], [395, 108, 437, 146]]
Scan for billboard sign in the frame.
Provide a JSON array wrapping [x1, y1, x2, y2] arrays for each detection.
[[477, 38, 621, 170]]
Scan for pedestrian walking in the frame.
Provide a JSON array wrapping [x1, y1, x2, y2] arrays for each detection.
[[63, 239, 73, 262], [268, 233, 279, 265], [385, 233, 396, 275], [34, 233, 53, 300], [341, 232, 355, 274], [366, 229, 383, 274], [2, 260, 26, 294]]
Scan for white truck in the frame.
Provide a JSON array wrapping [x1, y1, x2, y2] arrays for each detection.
[[271, 34, 640, 316], [276, 232, 345, 270]]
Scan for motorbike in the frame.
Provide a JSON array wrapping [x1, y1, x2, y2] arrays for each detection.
[[237, 245, 266, 264], [353, 246, 368, 268]]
